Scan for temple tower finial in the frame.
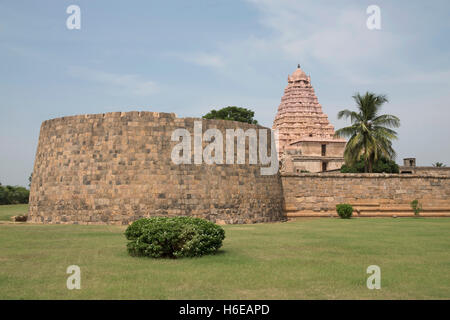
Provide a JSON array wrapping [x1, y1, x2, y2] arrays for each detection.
[[297, 63, 300, 69]]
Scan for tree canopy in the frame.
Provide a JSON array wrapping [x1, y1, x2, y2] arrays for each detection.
[[335, 92, 400, 173], [340, 156, 399, 173], [202, 106, 258, 124], [432, 162, 446, 167], [0, 185, 30, 205]]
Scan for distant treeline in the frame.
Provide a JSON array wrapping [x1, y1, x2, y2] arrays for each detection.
[[0, 184, 30, 205]]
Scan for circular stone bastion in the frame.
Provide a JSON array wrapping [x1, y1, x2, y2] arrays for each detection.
[[28, 111, 284, 225]]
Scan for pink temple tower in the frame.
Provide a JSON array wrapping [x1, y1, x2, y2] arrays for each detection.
[[273, 65, 346, 173]]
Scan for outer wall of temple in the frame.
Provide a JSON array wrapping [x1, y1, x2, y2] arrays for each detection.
[[29, 111, 285, 225], [399, 166, 450, 176], [282, 173, 450, 217]]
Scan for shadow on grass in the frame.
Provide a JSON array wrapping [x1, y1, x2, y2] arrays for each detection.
[[123, 248, 228, 260]]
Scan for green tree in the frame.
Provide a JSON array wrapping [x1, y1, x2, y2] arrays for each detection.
[[335, 92, 400, 173], [432, 162, 446, 167], [340, 156, 399, 173], [203, 106, 258, 124], [0, 185, 30, 205], [0, 186, 7, 204]]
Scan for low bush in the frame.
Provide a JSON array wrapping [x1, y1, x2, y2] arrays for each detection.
[[410, 199, 422, 216], [336, 204, 353, 219], [125, 217, 225, 258]]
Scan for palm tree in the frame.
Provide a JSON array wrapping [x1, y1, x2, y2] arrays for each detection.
[[432, 162, 446, 167], [335, 92, 400, 173]]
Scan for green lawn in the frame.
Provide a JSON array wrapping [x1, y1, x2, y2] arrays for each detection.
[[0, 205, 449, 299], [0, 204, 28, 221]]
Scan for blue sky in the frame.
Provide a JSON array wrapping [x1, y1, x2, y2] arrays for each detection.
[[1, 0, 450, 186]]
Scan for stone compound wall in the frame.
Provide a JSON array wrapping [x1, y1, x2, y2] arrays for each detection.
[[282, 173, 450, 217], [29, 111, 284, 225], [399, 166, 450, 176]]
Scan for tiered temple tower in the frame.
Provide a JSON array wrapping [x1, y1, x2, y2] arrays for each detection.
[[273, 65, 346, 173]]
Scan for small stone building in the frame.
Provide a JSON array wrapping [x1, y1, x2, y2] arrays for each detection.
[[400, 158, 450, 176], [273, 65, 346, 173]]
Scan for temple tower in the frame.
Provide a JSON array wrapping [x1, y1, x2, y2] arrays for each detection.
[[273, 65, 346, 173]]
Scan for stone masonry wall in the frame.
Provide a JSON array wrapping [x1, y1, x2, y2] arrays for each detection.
[[399, 166, 450, 176], [29, 111, 284, 225], [282, 173, 450, 217]]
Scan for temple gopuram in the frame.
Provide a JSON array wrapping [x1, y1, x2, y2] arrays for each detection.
[[273, 65, 346, 173]]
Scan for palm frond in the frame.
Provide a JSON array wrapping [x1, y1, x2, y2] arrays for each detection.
[[343, 133, 364, 164], [373, 126, 398, 140], [334, 125, 358, 138], [337, 109, 361, 123], [337, 91, 399, 168], [372, 114, 400, 128]]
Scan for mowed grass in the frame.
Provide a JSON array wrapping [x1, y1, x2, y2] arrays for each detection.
[[0, 204, 28, 221], [0, 205, 449, 299]]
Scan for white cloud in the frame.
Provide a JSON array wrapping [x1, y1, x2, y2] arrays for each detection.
[[67, 66, 158, 96], [184, 52, 225, 68], [171, 1, 405, 85], [247, 1, 405, 73], [386, 69, 450, 85], [168, 52, 225, 68]]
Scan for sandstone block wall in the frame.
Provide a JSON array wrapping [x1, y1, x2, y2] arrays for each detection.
[[29, 111, 284, 225], [282, 173, 450, 217], [399, 166, 450, 176]]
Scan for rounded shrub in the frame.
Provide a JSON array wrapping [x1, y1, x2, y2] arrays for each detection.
[[125, 217, 225, 258], [336, 204, 353, 219]]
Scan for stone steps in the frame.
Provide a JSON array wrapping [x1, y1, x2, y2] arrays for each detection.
[[286, 210, 450, 217], [286, 205, 450, 217]]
